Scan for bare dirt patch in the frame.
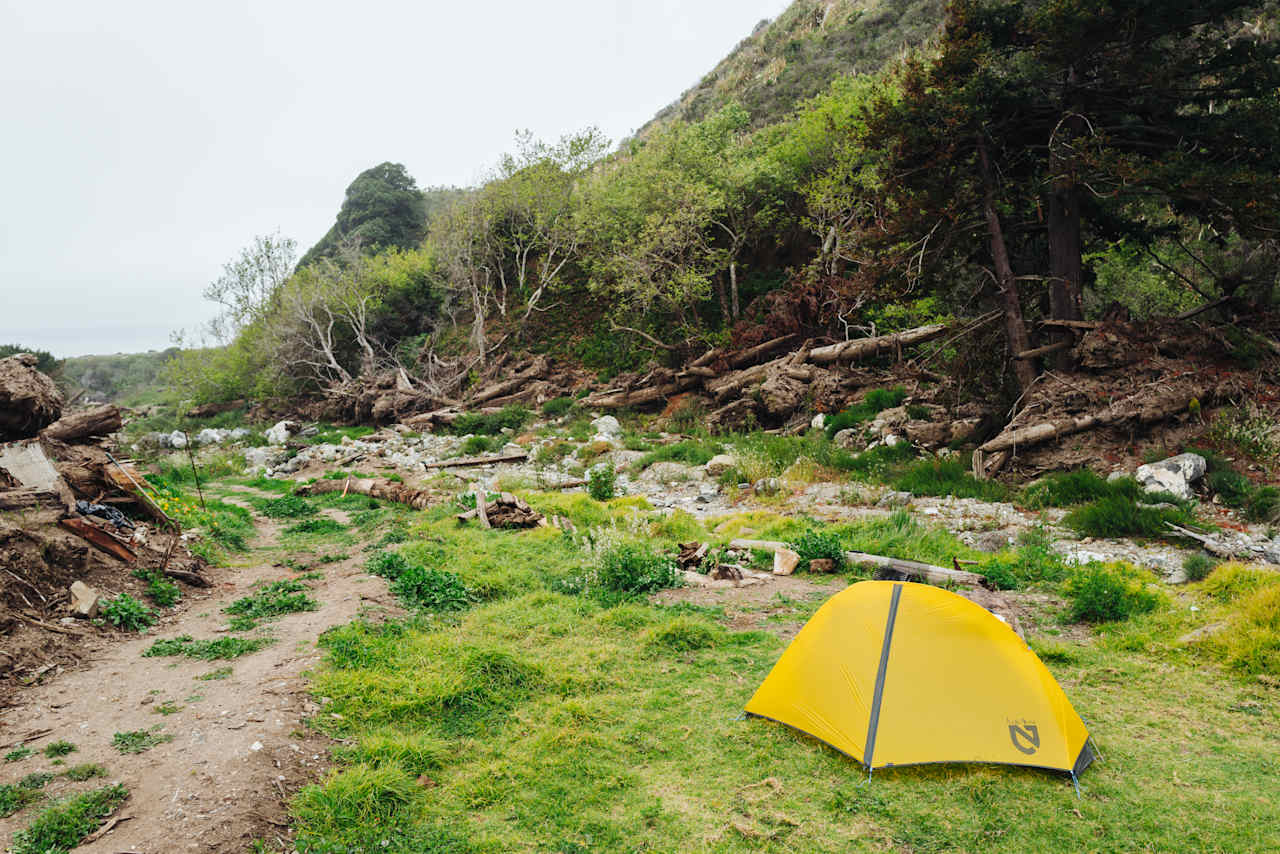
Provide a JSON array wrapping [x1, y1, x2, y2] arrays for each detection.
[[652, 574, 843, 641]]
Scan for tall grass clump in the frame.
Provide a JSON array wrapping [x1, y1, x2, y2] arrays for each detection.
[[453, 404, 530, 436], [555, 540, 680, 603], [892, 458, 1010, 501], [1063, 495, 1198, 539], [824, 386, 906, 438], [1198, 584, 1280, 676], [979, 527, 1070, 590], [291, 764, 427, 853], [1064, 563, 1161, 623], [10, 784, 129, 854], [637, 439, 722, 469], [1199, 562, 1280, 603]]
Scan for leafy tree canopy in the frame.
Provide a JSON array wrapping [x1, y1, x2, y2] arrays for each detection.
[[301, 162, 430, 267]]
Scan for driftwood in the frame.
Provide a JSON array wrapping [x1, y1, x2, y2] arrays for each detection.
[[728, 334, 800, 368], [1165, 523, 1247, 559], [39, 404, 122, 442], [0, 489, 62, 510], [469, 356, 551, 405], [473, 485, 491, 529], [424, 450, 529, 469], [807, 324, 948, 365], [456, 492, 543, 529], [0, 354, 63, 440], [296, 477, 435, 510], [163, 566, 210, 588], [58, 517, 136, 563], [844, 551, 989, 588]]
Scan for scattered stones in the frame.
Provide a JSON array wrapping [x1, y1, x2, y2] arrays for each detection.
[[641, 461, 703, 484], [168, 430, 188, 449], [69, 580, 99, 619], [1133, 452, 1206, 501], [243, 447, 287, 471], [772, 548, 800, 576], [704, 454, 736, 477], [876, 491, 911, 508]]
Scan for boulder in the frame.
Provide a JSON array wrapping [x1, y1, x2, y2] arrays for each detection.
[[832, 428, 860, 450], [168, 430, 188, 449], [641, 461, 702, 484], [811, 413, 826, 430], [753, 477, 782, 495], [244, 447, 288, 471], [69, 581, 99, 619], [704, 454, 736, 477], [772, 548, 800, 576], [972, 530, 1013, 553], [590, 415, 622, 439], [1134, 453, 1206, 501], [229, 427, 251, 440], [195, 428, 229, 446], [265, 420, 298, 446], [876, 491, 912, 508]]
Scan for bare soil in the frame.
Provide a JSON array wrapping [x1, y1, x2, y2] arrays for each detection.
[[0, 499, 398, 853]]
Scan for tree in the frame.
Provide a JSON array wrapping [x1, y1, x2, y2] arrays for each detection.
[[201, 232, 296, 344], [300, 162, 427, 267]]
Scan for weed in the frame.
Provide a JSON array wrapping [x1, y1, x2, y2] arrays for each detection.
[[153, 701, 183, 715], [1183, 553, 1216, 582], [284, 517, 346, 536], [0, 784, 41, 818], [390, 565, 471, 612], [453, 404, 530, 436], [643, 616, 720, 653], [1246, 486, 1280, 523], [1199, 584, 1280, 676], [637, 439, 722, 469], [824, 386, 906, 438], [1020, 469, 1119, 508], [1206, 468, 1254, 508], [132, 569, 181, 607], [791, 527, 845, 569], [587, 463, 617, 501], [10, 784, 129, 854], [556, 540, 681, 602], [111, 728, 173, 754], [461, 434, 501, 456], [1208, 406, 1280, 463], [892, 458, 1010, 501], [196, 666, 234, 681], [1063, 495, 1199, 539], [666, 397, 708, 434], [541, 396, 575, 418], [1065, 563, 1162, 623], [100, 594, 156, 631], [224, 580, 319, 628], [255, 495, 317, 519], [533, 440, 573, 466], [43, 741, 75, 759], [980, 528, 1070, 590], [5, 747, 34, 762], [143, 635, 273, 660], [63, 764, 107, 781], [19, 773, 53, 790]]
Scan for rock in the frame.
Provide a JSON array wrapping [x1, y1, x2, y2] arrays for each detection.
[[300, 426, 319, 437], [1261, 540, 1280, 566], [832, 428, 860, 450], [590, 415, 621, 438], [811, 413, 826, 430], [141, 431, 171, 448], [753, 477, 782, 495], [69, 581, 99, 619], [265, 420, 298, 446], [809, 558, 838, 573], [773, 548, 801, 576], [1106, 470, 1127, 482], [229, 427, 251, 440], [876, 491, 912, 508], [641, 461, 702, 484], [168, 430, 188, 449], [972, 530, 1013, 553], [244, 447, 287, 471], [195, 428, 228, 446], [704, 454, 736, 477], [884, 434, 906, 448], [904, 421, 950, 446], [696, 483, 719, 504], [1134, 453, 1206, 501]]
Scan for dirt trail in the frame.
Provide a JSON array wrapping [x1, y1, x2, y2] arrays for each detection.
[[0, 489, 396, 853]]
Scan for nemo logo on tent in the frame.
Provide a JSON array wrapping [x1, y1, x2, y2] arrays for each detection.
[[1009, 724, 1041, 755]]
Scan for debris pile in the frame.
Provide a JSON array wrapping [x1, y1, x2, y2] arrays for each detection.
[[455, 492, 544, 529], [0, 354, 208, 691]]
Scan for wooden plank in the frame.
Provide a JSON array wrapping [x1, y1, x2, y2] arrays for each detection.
[[58, 517, 136, 563]]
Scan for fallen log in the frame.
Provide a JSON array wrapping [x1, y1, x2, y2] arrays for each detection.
[[423, 450, 529, 469], [728, 538, 788, 553], [0, 489, 62, 511], [843, 552, 989, 588], [807, 324, 948, 366], [296, 477, 435, 510], [469, 356, 550, 405], [1014, 341, 1072, 361], [39, 405, 122, 442], [1039, 319, 1102, 330], [0, 354, 63, 440], [584, 382, 684, 409], [728, 334, 799, 368], [1165, 523, 1247, 559], [58, 517, 136, 563], [162, 567, 210, 588]]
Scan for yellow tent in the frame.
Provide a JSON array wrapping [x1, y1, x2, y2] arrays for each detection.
[[746, 581, 1094, 779]]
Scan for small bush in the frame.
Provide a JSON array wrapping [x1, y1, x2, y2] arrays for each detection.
[[1065, 564, 1161, 623], [597, 542, 680, 596], [791, 527, 845, 569], [100, 594, 156, 631], [587, 464, 617, 501], [64, 764, 107, 781], [1246, 486, 1280, 523], [0, 783, 41, 818], [461, 434, 501, 456], [1206, 468, 1254, 508], [1182, 553, 1216, 583], [643, 617, 719, 653], [1020, 469, 1121, 509], [1063, 495, 1198, 539], [892, 459, 1010, 501], [132, 569, 181, 607], [980, 533, 1070, 591], [389, 565, 471, 612], [256, 495, 317, 519], [10, 784, 129, 854], [19, 772, 53, 790], [43, 741, 75, 759], [637, 439, 722, 469], [111, 728, 173, 754], [453, 404, 530, 436], [541, 397, 575, 418]]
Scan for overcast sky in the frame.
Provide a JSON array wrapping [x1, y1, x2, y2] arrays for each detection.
[[0, 0, 790, 358]]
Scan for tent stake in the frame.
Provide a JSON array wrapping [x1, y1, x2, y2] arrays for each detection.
[[1070, 772, 1081, 799]]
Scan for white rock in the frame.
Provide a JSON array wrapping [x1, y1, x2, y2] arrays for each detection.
[[884, 434, 905, 447], [704, 454, 736, 477], [1106, 470, 1127, 483], [811, 413, 826, 430], [265, 420, 295, 446], [69, 581, 99, 619], [753, 477, 782, 495], [832, 428, 860, 450], [168, 430, 188, 449], [229, 427, 251, 440], [590, 415, 622, 438], [244, 447, 287, 471], [195, 428, 228, 445], [772, 548, 801, 576], [876, 491, 911, 508], [1134, 453, 1206, 501]]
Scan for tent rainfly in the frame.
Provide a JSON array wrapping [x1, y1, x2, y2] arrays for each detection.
[[745, 581, 1095, 784]]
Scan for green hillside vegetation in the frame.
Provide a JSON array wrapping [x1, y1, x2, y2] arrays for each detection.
[[167, 0, 1280, 423], [61, 349, 179, 405]]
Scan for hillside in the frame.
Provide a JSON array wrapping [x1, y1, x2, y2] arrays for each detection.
[[638, 0, 945, 133]]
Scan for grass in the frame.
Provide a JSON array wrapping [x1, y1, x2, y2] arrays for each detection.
[[223, 579, 319, 630], [0, 783, 42, 818], [143, 634, 273, 660], [823, 386, 907, 438], [10, 784, 128, 854], [636, 439, 723, 470], [891, 458, 1011, 501], [284, 517, 346, 536], [254, 495, 318, 519], [42, 741, 75, 759], [63, 764, 108, 781], [453, 404, 530, 436], [1064, 563, 1163, 623], [111, 728, 173, 755], [4, 747, 34, 762], [1063, 495, 1201, 539], [367, 551, 473, 612]]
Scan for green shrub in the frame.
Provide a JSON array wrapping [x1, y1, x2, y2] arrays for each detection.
[[1063, 495, 1198, 539], [1020, 469, 1119, 508], [587, 464, 617, 501], [541, 396, 575, 418], [366, 551, 413, 578], [5, 747, 34, 762], [461, 434, 501, 455], [643, 617, 719, 653], [19, 773, 53, 790], [637, 439, 722, 469], [143, 635, 272, 660], [1206, 469, 1253, 508], [132, 569, 181, 607], [283, 517, 346, 535], [1065, 564, 1161, 623], [255, 495, 317, 518], [10, 784, 129, 854], [1200, 584, 1280, 676], [1182, 553, 1216, 582], [597, 542, 680, 596], [980, 534, 1070, 590], [1246, 486, 1280, 523], [453, 404, 530, 436], [389, 565, 471, 612], [791, 527, 845, 569], [63, 764, 107, 782], [892, 459, 1010, 501], [42, 741, 75, 759], [824, 386, 906, 438], [100, 595, 155, 631]]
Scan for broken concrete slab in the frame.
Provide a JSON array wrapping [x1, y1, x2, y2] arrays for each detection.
[[69, 580, 99, 619], [772, 548, 800, 576]]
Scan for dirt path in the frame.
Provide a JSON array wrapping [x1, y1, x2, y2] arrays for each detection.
[[0, 491, 396, 853]]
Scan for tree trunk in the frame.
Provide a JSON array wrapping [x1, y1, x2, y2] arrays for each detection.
[[729, 260, 740, 319], [714, 273, 731, 325], [40, 405, 122, 443], [977, 137, 1037, 394], [1047, 111, 1087, 372]]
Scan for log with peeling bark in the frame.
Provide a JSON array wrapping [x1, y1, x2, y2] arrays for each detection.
[[423, 450, 529, 469], [728, 334, 800, 368], [296, 477, 436, 510], [468, 356, 551, 405], [807, 324, 948, 365], [584, 382, 685, 409], [0, 489, 62, 511], [39, 405, 122, 443], [456, 492, 544, 529], [58, 517, 136, 563], [844, 551, 989, 588]]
